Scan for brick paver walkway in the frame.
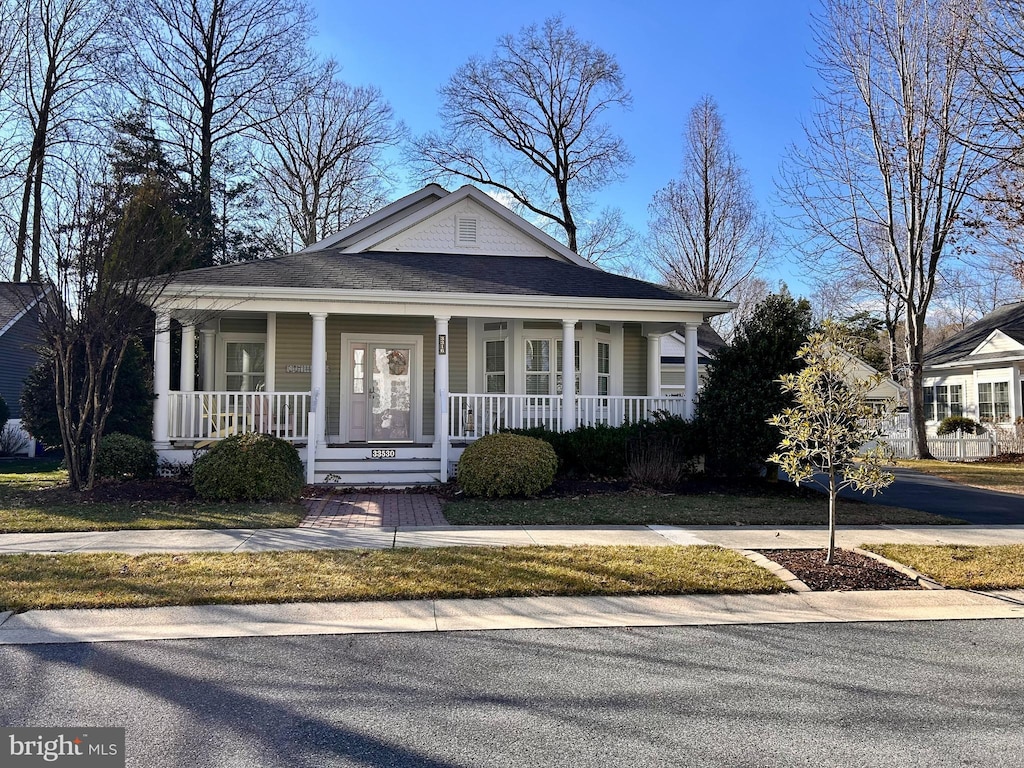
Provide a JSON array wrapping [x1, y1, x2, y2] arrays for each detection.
[[300, 492, 449, 528]]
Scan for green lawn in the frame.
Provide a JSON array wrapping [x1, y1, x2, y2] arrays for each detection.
[[0, 459, 305, 533], [865, 544, 1024, 590], [896, 459, 1024, 495], [445, 493, 965, 526], [0, 545, 787, 611]]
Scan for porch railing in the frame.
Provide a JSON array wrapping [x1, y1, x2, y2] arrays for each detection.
[[167, 391, 311, 442], [448, 393, 687, 440], [575, 395, 686, 427]]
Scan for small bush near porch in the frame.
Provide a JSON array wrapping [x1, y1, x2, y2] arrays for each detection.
[[0, 459, 305, 533]]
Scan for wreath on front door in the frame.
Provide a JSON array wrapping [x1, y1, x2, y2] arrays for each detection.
[[387, 349, 408, 375]]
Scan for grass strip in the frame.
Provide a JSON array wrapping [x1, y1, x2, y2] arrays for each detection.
[[0, 461, 305, 532], [894, 459, 1024, 495], [0, 501, 306, 533], [0, 545, 787, 611], [445, 494, 964, 526], [864, 544, 1024, 590]]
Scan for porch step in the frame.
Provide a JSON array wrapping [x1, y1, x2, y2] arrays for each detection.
[[317, 445, 437, 460], [314, 458, 439, 473], [312, 469, 442, 487]]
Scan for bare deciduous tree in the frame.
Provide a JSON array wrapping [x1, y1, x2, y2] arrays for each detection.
[[8, 0, 112, 282], [780, 0, 992, 458], [120, 0, 313, 266], [252, 62, 404, 249], [413, 15, 632, 255], [648, 95, 774, 300]]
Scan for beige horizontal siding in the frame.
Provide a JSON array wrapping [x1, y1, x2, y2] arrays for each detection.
[[623, 323, 646, 396]]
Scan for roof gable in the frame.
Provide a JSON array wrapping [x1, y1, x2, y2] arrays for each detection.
[[338, 185, 596, 269], [300, 184, 449, 253], [925, 301, 1024, 367], [0, 283, 45, 337], [967, 329, 1024, 358]]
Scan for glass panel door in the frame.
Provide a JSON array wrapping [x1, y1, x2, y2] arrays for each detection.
[[369, 346, 413, 441]]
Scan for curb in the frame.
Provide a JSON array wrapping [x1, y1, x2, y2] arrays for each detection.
[[739, 549, 812, 592], [853, 547, 947, 590]]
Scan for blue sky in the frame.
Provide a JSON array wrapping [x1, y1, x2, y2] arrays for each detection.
[[308, 0, 822, 293]]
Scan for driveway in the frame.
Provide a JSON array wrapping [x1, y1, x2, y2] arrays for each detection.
[[837, 466, 1024, 525]]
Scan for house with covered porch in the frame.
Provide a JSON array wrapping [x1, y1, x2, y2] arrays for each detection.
[[152, 184, 735, 485]]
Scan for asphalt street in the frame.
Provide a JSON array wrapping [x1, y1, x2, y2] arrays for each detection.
[[2, 621, 1022, 767]]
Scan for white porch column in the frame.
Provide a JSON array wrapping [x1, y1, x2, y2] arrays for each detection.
[[200, 328, 216, 390], [153, 311, 171, 448], [435, 317, 450, 482], [562, 319, 577, 430], [684, 321, 700, 419], [310, 312, 328, 445], [180, 322, 196, 393], [647, 333, 662, 397]]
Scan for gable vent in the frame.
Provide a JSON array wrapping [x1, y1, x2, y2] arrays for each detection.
[[456, 216, 478, 245]]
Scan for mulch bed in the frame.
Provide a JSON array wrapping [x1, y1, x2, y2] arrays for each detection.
[[30, 479, 198, 505], [758, 548, 921, 591], [976, 453, 1024, 464]]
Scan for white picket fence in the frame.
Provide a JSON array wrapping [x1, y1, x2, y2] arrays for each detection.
[[882, 432, 998, 461]]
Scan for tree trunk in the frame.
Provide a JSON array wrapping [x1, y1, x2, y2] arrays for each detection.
[[826, 469, 837, 565], [905, 311, 932, 459]]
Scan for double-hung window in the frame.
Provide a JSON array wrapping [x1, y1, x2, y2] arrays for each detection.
[[597, 342, 610, 396], [924, 384, 963, 421], [525, 340, 551, 395], [485, 340, 506, 393], [978, 382, 1010, 422]]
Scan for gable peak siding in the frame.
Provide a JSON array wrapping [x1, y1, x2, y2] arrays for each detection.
[[373, 199, 555, 259]]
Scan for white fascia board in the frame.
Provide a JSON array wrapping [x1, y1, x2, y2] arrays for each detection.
[[341, 185, 599, 269], [159, 285, 736, 323], [299, 184, 449, 253], [926, 354, 1024, 370]]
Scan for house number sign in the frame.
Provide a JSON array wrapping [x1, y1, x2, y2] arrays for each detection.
[[371, 449, 397, 459], [438, 334, 447, 355]]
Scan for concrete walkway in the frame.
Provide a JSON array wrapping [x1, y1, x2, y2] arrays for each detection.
[[2, 524, 1023, 645], [2, 523, 1023, 555]]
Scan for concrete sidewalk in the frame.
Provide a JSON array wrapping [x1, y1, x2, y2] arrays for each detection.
[[2, 524, 1023, 645], [2, 523, 1023, 554], [1, 589, 1022, 645]]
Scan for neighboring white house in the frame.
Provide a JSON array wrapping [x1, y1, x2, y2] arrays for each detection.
[[922, 300, 1024, 430], [152, 184, 736, 484], [659, 325, 726, 397]]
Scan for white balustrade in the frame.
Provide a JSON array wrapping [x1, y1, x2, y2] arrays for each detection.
[[447, 393, 688, 440], [167, 391, 311, 442]]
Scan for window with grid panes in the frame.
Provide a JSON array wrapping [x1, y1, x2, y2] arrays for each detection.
[[485, 339, 506, 393]]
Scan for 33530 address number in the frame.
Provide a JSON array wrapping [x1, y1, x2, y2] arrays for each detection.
[[370, 449, 397, 459]]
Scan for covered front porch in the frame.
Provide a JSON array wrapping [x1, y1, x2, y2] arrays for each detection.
[[151, 307, 706, 485]]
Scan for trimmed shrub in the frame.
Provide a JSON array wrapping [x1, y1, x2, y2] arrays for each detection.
[[506, 413, 703, 480], [193, 433, 304, 501], [937, 416, 979, 436], [458, 433, 558, 497], [95, 433, 158, 480]]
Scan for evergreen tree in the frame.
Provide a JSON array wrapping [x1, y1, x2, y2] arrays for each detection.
[[697, 289, 813, 477]]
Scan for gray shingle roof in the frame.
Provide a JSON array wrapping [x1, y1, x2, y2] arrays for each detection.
[[0, 283, 44, 334], [168, 251, 717, 303], [925, 301, 1024, 367]]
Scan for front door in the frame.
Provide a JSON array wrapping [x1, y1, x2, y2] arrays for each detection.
[[348, 342, 414, 442]]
